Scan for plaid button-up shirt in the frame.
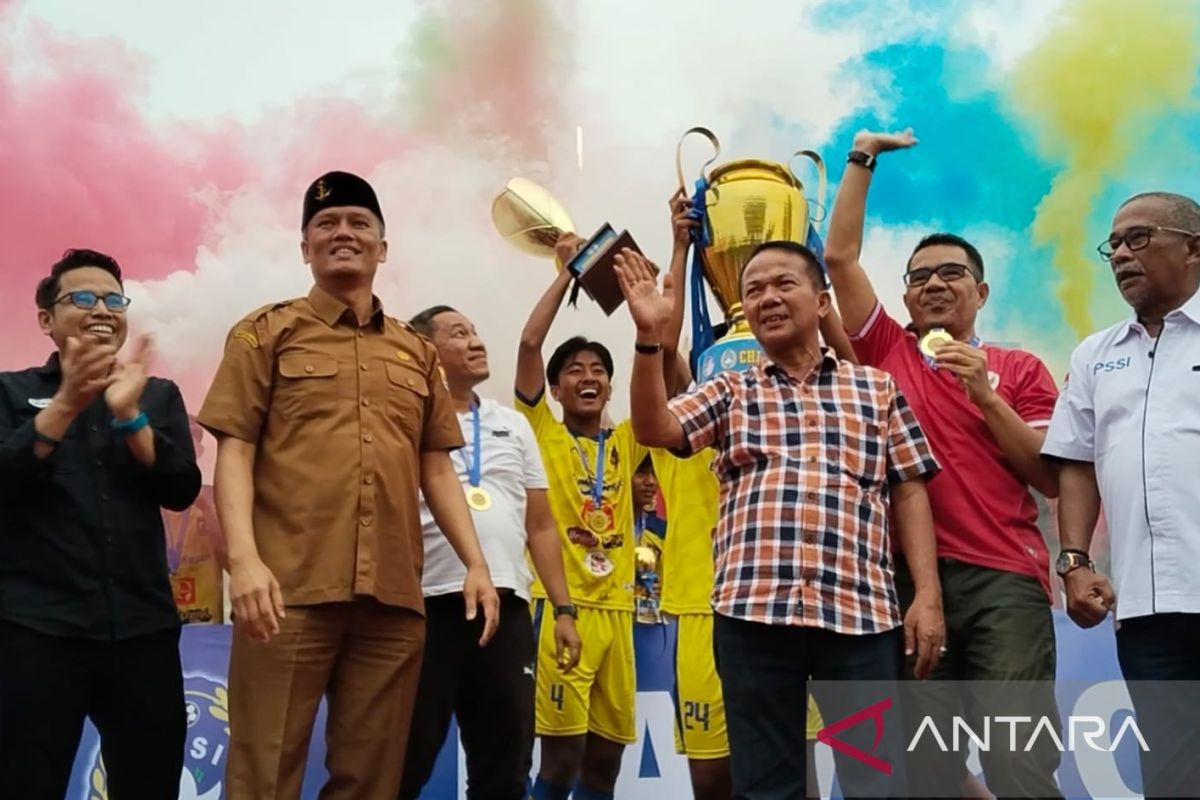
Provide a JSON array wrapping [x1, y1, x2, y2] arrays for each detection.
[[668, 352, 939, 633]]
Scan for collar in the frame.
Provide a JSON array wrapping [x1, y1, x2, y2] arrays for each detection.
[[760, 347, 839, 381], [38, 351, 62, 376], [307, 284, 385, 329], [1115, 286, 1200, 342]]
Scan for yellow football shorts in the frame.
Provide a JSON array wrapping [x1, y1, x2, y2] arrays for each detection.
[[533, 601, 637, 745], [672, 613, 730, 759]]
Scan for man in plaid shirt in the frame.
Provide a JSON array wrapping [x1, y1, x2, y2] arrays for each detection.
[[614, 241, 945, 799]]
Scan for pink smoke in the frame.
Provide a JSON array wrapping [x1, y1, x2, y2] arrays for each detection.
[[0, 17, 248, 369]]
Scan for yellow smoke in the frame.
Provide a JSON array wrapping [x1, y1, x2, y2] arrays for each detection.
[[1011, 0, 1200, 337]]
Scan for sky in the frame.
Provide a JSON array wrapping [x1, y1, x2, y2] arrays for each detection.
[[3, 0, 1199, 417]]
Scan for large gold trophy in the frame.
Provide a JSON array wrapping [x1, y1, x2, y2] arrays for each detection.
[[491, 178, 646, 315], [676, 127, 826, 382]]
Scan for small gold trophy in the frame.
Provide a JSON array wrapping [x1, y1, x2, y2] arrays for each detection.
[[491, 178, 649, 315]]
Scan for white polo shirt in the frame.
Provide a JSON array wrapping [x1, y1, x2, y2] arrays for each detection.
[[1042, 288, 1200, 620], [419, 397, 548, 601]]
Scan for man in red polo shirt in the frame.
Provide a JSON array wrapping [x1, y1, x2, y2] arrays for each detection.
[[823, 128, 1063, 798]]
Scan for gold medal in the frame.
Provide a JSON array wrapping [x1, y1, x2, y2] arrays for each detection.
[[919, 327, 954, 358], [635, 544, 659, 572], [465, 486, 492, 511], [587, 508, 610, 534], [584, 550, 615, 577]]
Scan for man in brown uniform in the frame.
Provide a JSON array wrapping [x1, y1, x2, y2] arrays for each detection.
[[199, 171, 500, 799]]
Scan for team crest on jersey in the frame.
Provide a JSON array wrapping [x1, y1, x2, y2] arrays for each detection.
[[86, 672, 228, 800], [988, 370, 1001, 390]]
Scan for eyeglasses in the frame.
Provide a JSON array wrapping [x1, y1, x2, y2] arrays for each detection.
[[52, 290, 132, 312], [1097, 226, 1197, 261], [903, 262, 977, 288]]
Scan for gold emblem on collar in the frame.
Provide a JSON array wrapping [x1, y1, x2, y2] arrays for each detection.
[[396, 350, 411, 362]]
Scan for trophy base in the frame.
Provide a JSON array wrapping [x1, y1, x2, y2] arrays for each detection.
[[695, 327, 762, 384], [566, 223, 648, 316]]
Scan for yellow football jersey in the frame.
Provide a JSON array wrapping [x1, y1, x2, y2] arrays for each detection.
[[652, 449, 719, 615], [517, 393, 646, 610]]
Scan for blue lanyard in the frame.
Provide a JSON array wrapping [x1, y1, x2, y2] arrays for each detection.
[[635, 512, 646, 537], [460, 403, 482, 488], [573, 430, 608, 507]]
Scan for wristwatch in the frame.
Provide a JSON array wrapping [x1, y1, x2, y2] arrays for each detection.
[[1055, 549, 1093, 577], [847, 150, 877, 172], [554, 604, 578, 619]]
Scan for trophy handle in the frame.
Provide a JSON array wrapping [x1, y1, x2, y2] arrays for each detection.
[[789, 150, 828, 223], [676, 127, 721, 194]]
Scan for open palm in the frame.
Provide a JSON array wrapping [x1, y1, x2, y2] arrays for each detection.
[[614, 249, 672, 336], [105, 335, 153, 418]]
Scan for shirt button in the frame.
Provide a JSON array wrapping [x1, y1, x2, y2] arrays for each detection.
[[357, 330, 365, 338], [802, 386, 811, 395], [360, 516, 372, 526], [100, 493, 109, 502], [807, 492, 816, 500], [805, 533, 816, 544], [406, 378, 414, 387], [90, 424, 99, 432], [94, 458, 103, 467], [808, 456, 817, 463], [807, 418, 816, 427], [363, 433, 373, 443], [305, 364, 315, 374], [360, 363, 368, 371], [362, 398, 371, 407], [364, 475, 374, 485]]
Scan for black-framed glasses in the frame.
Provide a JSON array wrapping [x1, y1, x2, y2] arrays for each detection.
[[53, 290, 132, 312], [1098, 226, 1197, 261], [903, 262, 977, 288]]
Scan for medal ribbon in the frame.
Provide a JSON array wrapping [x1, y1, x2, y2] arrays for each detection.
[[573, 430, 608, 509], [459, 402, 483, 488]]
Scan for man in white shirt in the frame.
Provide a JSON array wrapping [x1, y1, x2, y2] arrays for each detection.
[[1042, 191, 1200, 797], [399, 305, 582, 800]]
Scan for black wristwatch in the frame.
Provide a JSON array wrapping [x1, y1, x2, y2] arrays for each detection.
[[554, 604, 578, 619], [1055, 549, 1093, 577], [634, 341, 663, 355], [847, 150, 877, 172]]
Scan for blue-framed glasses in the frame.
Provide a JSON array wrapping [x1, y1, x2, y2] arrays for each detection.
[[53, 290, 132, 312]]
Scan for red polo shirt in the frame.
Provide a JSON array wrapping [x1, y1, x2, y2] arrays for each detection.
[[849, 303, 1059, 595]]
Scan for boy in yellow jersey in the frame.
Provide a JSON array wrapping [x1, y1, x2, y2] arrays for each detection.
[[516, 235, 647, 800]]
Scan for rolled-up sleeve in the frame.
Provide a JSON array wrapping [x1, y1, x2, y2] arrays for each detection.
[[883, 378, 940, 484], [666, 374, 731, 456]]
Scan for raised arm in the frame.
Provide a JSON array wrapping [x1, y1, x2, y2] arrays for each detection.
[[613, 249, 688, 450], [514, 233, 585, 401], [823, 129, 918, 333], [662, 191, 697, 397]]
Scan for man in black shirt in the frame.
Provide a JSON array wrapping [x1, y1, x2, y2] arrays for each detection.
[[0, 248, 201, 798]]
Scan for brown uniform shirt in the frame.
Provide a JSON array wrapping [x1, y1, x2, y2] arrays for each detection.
[[198, 285, 463, 612]]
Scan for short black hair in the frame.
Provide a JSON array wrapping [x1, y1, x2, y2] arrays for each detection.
[[35, 248, 124, 310], [907, 233, 985, 281], [546, 336, 614, 386], [635, 454, 654, 474], [740, 240, 827, 295], [1120, 191, 1200, 232], [408, 304, 458, 337]]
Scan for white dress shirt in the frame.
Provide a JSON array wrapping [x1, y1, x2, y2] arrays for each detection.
[[1043, 288, 1200, 620], [419, 397, 548, 601]]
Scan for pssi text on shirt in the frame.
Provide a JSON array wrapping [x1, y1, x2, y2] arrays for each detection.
[[1093, 356, 1132, 375]]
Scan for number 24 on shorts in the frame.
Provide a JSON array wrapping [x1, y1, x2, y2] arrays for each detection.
[[684, 701, 711, 731]]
